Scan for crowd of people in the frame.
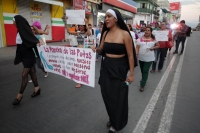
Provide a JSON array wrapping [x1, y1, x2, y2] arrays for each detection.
[[11, 9, 189, 133]]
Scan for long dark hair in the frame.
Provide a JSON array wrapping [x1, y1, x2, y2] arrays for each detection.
[[127, 24, 133, 31], [78, 25, 87, 32], [100, 9, 137, 68], [146, 26, 155, 40]]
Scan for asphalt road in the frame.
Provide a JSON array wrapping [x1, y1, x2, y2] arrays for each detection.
[[0, 32, 200, 133]]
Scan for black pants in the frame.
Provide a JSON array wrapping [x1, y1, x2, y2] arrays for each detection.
[[175, 36, 186, 53], [152, 48, 167, 71]]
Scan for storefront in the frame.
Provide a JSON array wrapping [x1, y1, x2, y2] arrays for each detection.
[[18, 0, 52, 40], [73, 0, 99, 26], [98, 0, 137, 24], [1, 0, 67, 47], [0, 1, 5, 48]]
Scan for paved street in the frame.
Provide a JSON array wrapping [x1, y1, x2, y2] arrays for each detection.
[[1, 32, 200, 133]]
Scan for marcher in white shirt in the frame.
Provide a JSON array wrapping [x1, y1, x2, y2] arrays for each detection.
[[136, 27, 159, 92]]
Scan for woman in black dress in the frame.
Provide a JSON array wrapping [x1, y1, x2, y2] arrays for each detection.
[[12, 15, 41, 105], [93, 9, 137, 133]]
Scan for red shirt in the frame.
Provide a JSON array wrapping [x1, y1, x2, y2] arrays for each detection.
[[158, 30, 173, 48]]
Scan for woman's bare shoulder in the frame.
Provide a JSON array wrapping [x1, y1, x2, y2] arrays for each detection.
[[121, 30, 130, 35]]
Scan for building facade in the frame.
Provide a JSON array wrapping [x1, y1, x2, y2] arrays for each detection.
[[133, 0, 159, 25], [0, 0, 99, 47], [98, 0, 137, 24], [169, 2, 181, 23]]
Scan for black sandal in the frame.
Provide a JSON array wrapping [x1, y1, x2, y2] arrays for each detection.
[[107, 121, 111, 128], [140, 87, 144, 92]]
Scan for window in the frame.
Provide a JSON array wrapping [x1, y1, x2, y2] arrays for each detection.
[[141, 3, 146, 8]]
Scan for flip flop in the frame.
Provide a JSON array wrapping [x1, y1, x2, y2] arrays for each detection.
[[150, 70, 155, 73]]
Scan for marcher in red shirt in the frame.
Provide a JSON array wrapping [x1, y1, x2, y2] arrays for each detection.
[[173, 20, 188, 55], [150, 22, 172, 72]]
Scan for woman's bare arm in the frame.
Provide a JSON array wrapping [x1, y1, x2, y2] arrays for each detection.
[[96, 31, 107, 54], [33, 26, 49, 35], [150, 42, 160, 50], [124, 31, 134, 80]]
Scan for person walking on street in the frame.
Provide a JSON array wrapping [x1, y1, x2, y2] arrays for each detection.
[[32, 21, 50, 78], [136, 27, 159, 92], [173, 20, 188, 55], [151, 22, 172, 73], [153, 22, 160, 31], [127, 24, 136, 48], [65, 17, 91, 88], [12, 15, 41, 105], [138, 23, 146, 38], [92, 9, 137, 133]]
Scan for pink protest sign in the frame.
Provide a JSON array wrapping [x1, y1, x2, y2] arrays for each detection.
[[37, 46, 96, 87]]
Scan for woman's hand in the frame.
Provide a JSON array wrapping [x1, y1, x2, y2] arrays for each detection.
[[91, 45, 96, 53], [150, 48, 154, 51], [125, 75, 135, 85], [46, 25, 50, 29], [65, 16, 68, 20], [84, 18, 87, 23]]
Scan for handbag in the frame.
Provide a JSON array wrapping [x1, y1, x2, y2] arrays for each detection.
[[166, 41, 174, 48]]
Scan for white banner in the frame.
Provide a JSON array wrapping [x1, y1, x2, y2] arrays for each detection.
[[154, 30, 169, 41], [66, 10, 85, 25], [37, 46, 96, 87]]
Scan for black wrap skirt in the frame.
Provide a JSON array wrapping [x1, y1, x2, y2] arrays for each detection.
[[99, 56, 129, 131], [14, 44, 36, 68]]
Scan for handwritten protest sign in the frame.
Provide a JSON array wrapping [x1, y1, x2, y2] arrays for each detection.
[[37, 46, 96, 87], [66, 10, 85, 25], [154, 30, 169, 41]]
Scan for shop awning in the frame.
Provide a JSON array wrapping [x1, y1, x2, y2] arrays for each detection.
[[33, 0, 63, 7], [103, 0, 137, 13]]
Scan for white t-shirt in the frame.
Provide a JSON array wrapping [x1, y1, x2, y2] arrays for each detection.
[[137, 38, 157, 62], [96, 33, 101, 46], [130, 31, 136, 48], [130, 31, 136, 39]]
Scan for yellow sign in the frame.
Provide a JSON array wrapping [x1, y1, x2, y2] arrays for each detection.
[[30, 2, 42, 18]]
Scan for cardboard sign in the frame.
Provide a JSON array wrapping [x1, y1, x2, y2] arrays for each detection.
[[154, 30, 169, 41], [66, 10, 85, 25]]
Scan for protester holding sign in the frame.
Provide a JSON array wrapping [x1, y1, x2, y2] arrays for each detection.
[[150, 22, 172, 73], [32, 21, 49, 78], [65, 17, 91, 88], [92, 9, 137, 133]]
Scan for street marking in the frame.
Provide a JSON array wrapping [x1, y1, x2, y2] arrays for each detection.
[[157, 39, 188, 133], [133, 48, 178, 133]]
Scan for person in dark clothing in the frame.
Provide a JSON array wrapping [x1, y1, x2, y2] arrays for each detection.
[[12, 15, 41, 105], [150, 22, 172, 73], [92, 9, 137, 133], [173, 20, 188, 55], [140, 23, 146, 32], [186, 26, 191, 37]]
